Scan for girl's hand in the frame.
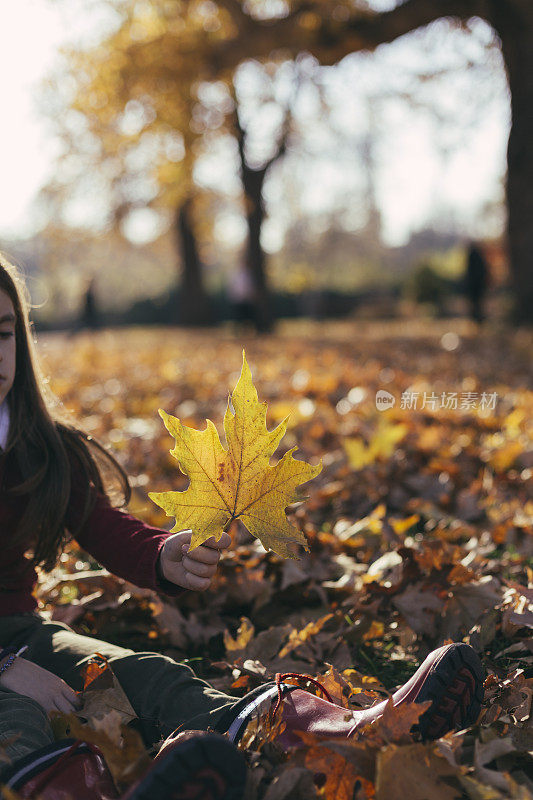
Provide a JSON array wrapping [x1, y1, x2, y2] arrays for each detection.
[[0, 657, 82, 714], [159, 530, 231, 591]]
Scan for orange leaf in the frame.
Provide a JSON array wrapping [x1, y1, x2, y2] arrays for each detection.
[[82, 653, 110, 690], [290, 730, 375, 800], [355, 699, 431, 746]]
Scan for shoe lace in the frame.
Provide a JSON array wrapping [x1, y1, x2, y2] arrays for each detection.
[[271, 672, 334, 720]]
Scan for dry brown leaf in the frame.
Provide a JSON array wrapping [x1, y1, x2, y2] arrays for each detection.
[[34, 325, 533, 798], [262, 767, 319, 800], [291, 731, 372, 800], [441, 577, 503, 639], [314, 664, 359, 709], [392, 582, 445, 635], [49, 712, 151, 788], [75, 655, 138, 729], [278, 614, 334, 658], [376, 743, 463, 800], [355, 698, 432, 746], [92, 709, 126, 748], [149, 597, 189, 648]]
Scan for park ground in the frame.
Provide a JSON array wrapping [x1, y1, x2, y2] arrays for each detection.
[[35, 318, 532, 800]]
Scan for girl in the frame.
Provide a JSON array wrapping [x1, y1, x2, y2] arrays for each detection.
[[0, 255, 249, 799], [0, 256, 485, 800]]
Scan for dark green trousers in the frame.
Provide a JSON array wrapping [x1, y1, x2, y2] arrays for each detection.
[[0, 611, 237, 774]]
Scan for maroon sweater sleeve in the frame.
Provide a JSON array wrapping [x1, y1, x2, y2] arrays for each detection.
[[66, 470, 185, 597]]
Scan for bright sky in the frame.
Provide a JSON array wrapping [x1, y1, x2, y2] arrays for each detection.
[[0, 1, 510, 247], [0, 0, 114, 238], [0, 1, 64, 237]]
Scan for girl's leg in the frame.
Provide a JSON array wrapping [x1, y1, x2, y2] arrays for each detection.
[[8, 613, 238, 747], [0, 689, 55, 780]]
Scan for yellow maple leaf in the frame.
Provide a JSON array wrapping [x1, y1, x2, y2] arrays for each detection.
[[149, 351, 322, 559], [344, 417, 407, 470], [343, 437, 375, 469]]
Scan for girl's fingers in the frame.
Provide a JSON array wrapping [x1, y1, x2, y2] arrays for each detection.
[[183, 556, 216, 578], [64, 688, 81, 708], [204, 533, 231, 550], [180, 533, 230, 565], [183, 546, 220, 565], [185, 573, 211, 591], [60, 680, 80, 705], [53, 696, 74, 714]]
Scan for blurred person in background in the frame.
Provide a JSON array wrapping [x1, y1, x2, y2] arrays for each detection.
[[76, 276, 100, 333], [464, 241, 489, 323], [228, 265, 256, 331]]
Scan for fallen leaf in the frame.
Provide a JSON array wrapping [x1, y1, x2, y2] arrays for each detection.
[[291, 731, 369, 800], [344, 419, 407, 470], [278, 614, 334, 658], [376, 742, 463, 800], [262, 767, 319, 800], [355, 698, 432, 746], [314, 664, 359, 709], [392, 582, 445, 636], [473, 736, 517, 792], [76, 654, 138, 729], [49, 712, 151, 788], [224, 616, 255, 652]]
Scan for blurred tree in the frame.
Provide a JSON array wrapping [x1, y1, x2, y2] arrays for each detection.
[[174, 198, 213, 325], [230, 63, 303, 331], [49, 0, 531, 325], [203, 0, 529, 322], [44, 1, 225, 325], [47, 2, 306, 328]]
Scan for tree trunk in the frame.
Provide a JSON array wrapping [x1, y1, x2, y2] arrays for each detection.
[[219, 0, 533, 326], [492, 4, 533, 325], [175, 199, 213, 326], [241, 164, 273, 333]]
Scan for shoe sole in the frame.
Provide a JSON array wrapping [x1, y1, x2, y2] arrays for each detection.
[[414, 643, 485, 740], [128, 733, 247, 800]]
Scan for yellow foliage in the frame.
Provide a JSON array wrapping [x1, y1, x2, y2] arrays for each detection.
[[488, 440, 523, 473], [224, 616, 255, 651], [149, 351, 322, 558], [344, 418, 407, 470]]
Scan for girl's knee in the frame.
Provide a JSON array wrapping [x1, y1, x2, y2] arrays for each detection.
[[0, 691, 49, 724], [0, 692, 55, 778]]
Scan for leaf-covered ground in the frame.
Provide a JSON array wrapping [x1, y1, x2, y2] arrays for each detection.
[[35, 319, 532, 799]]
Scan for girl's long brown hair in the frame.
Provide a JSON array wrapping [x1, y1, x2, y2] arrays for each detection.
[[0, 254, 130, 571]]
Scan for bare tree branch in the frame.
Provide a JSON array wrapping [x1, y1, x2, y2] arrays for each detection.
[[342, 0, 485, 51], [211, 0, 486, 71]]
